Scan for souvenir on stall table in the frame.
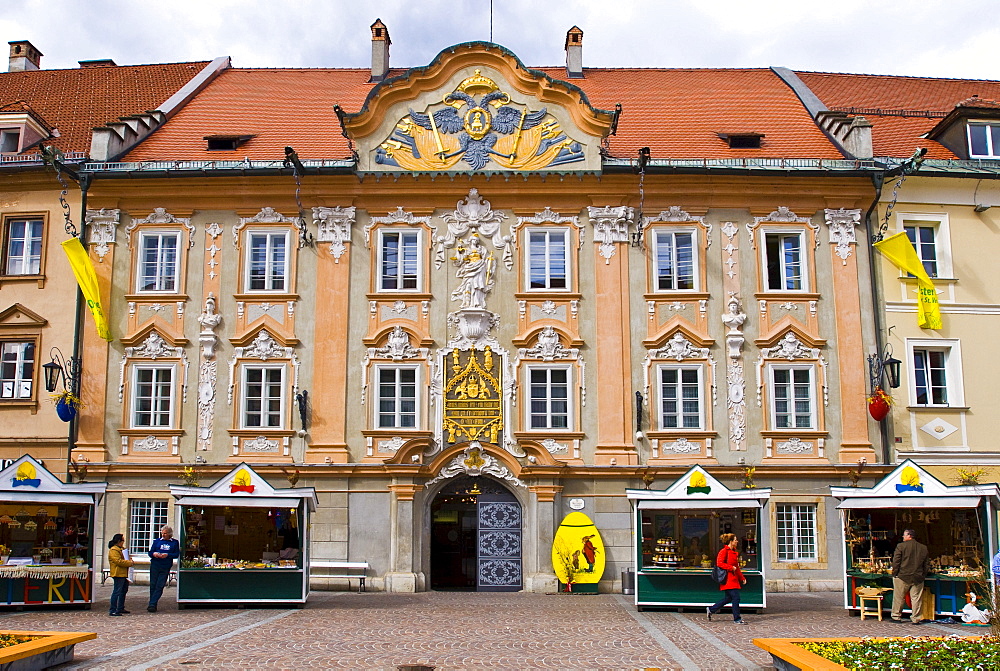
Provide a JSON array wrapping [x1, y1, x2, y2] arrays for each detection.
[[551, 512, 605, 592]]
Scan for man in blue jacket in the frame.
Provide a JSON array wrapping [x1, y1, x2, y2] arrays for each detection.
[[147, 526, 180, 612]]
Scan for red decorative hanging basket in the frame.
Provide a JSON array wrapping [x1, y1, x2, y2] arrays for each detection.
[[867, 387, 891, 422]]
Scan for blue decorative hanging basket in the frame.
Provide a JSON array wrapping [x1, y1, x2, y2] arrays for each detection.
[[55, 396, 77, 422]]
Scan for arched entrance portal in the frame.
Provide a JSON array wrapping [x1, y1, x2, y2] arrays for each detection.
[[430, 475, 522, 592]]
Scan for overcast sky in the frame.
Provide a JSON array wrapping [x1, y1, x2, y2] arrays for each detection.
[[2, 0, 997, 80]]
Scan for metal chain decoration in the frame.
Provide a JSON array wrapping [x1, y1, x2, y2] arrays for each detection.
[[631, 146, 650, 248], [875, 147, 928, 242], [40, 145, 78, 237], [283, 146, 313, 248]]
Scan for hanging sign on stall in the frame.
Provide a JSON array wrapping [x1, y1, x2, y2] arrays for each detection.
[[896, 465, 924, 493], [230, 469, 256, 494], [12, 463, 41, 488], [686, 471, 711, 495]]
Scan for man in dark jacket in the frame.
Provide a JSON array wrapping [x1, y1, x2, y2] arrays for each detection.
[[891, 529, 930, 624], [147, 526, 180, 612]]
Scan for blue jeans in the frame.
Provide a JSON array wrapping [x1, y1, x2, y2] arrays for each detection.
[[110, 576, 129, 614], [148, 564, 171, 607], [709, 588, 742, 621]]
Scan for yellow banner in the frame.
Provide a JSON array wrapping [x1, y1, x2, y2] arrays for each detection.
[[61, 238, 112, 341], [873, 231, 942, 330]]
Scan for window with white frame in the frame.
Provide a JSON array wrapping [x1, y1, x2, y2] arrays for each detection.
[[376, 365, 418, 428], [245, 231, 288, 292], [913, 347, 948, 405], [0, 340, 34, 400], [0, 129, 20, 154], [658, 365, 702, 429], [3, 218, 43, 276], [241, 365, 285, 428], [379, 230, 420, 291], [776, 503, 817, 561], [904, 224, 939, 278], [764, 231, 805, 291], [131, 364, 175, 428], [528, 366, 570, 430], [137, 231, 180, 292], [652, 229, 695, 291], [968, 122, 1000, 158], [527, 229, 568, 290], [770, 365, 815, 429], [129, 499, 168, 555]]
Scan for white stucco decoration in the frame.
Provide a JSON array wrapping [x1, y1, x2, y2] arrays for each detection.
[[825, 208, 862, 264], [313, 205, 356, 261], [437, 189, 511, 270], [426, 442, 524, 488], [587, 205, 633, 263], [85, 208, 120, 260], [126, 208, 195, 249]]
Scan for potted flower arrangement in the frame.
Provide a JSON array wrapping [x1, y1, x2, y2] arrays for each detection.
[[50, 390, 82, 422]]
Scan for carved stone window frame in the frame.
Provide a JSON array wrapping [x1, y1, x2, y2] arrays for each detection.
[[642, 330, 717, 439], [513, 208, 584, 296], [118, 329, 189, 456], [227, 329, 299, 437], [643, 207, 712, 295], [232, 208, 299, 299], [755, 330, 828, 436], [125, 208, 195, 300], [747, 207, 819, 294], [0, 303, 46, 409], [360, 324, 431, 436], [515, 326, 585, 434], [365, 208, 435, 297], [0, 211, 48, 288]]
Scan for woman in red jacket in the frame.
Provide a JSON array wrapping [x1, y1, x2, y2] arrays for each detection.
[[707, 533, 748, 624]]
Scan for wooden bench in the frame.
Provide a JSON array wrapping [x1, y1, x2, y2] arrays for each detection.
[[309, 561, 369, 592]]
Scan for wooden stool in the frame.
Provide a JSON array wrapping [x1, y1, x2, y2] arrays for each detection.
[[859, 593, 884, 620]]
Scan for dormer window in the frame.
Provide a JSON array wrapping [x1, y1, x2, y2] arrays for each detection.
[[718, 132, 763, 149], [968, 122, 1000, 158], [204, 134, 255, 151], [0, 130, 20, 154]]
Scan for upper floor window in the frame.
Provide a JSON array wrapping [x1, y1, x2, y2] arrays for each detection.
[[0, 129, 20, 154], [968, 122, 1000, 158], [242, 365, 285, 428], [0, 340, 34, 400], [3, 218, 42, 276], [652, 230, 695, 291], [131, 365, 175, 428], [913, 348, 947, 405], [770, 365, 814, 429], [376, 365, 418, 428], [904, 225, 939, 278], [528, 366, 570, 430], [246, 231, 288, 292], [137, 232, 180, 292], [764, 232, 804, 291], [658, 365, 702, 429], [379, 230, 420, 291], [527, 229, 568, 290]]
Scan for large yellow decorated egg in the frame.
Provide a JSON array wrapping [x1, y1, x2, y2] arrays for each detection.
[[551, 511, 605, 586]]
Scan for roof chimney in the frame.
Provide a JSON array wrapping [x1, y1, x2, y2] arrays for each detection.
[[370, 19, 391, 83], [8, 41, 42, 72], [565, 27, 583, 79], [79, 58, 117, 68]]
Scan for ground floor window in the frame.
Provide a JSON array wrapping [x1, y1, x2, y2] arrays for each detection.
[[776, 503, 817, 561], [129, 499, 168, 555]]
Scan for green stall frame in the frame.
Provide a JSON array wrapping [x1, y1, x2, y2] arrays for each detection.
[[832, 460, 1000, 619], [626, 465, 771, 611], [170, 463, 317, 607]]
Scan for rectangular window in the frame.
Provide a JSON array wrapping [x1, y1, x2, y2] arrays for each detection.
[[659, 366, 702, 429], [246, 232, 288, 292], [129, 500, 168, 555], [776, 504, 817, 561], [528, 229, 568, 290], [132, 366, 174, 428], [772, 366, 813, 429], [913, 348, 948, 405], [529, 367, 569, 429], [137, 232, 180, 292], [242, 365, 284, 428], [764, 232, 804, 291], [0, 130, 20, 154], [0, 341, 34, 400], [968, 122, 1000, 158], [377, 366, 417, 428], [904, 225, 939, 278], [379, 231, 419, 291], [4, 218, 43, 276], [653, 230, 695, 290]]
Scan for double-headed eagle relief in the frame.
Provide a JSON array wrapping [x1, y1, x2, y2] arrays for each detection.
[[376, 70, 586, 171]]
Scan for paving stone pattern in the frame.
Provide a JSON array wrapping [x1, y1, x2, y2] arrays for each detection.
[[0, 584, 981, 670]]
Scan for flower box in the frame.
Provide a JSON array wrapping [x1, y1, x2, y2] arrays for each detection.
[[754, 636, 990, 671], [0, 630, 96, 670]]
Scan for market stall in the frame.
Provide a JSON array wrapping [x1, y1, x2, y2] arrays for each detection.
[[626, 465, 772, 611], [169, 463, 317, 607], [831, 459, 1000, 618], [0, 455, 106, 607]]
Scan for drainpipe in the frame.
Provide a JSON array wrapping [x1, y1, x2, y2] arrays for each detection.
[[864, 170, 891, 465], [67, 172, 92, 481]]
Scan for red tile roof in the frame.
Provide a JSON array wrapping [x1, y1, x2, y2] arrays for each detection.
[[125, 66, 845, 162], [795, 71, 1000, 159], [0, 62, 210, 154]]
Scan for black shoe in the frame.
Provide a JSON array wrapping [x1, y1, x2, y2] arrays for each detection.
[[147, 605, 156, 612], [120, 609, 130, 614], [706, 607, 712, 622], [734, 619, 748, 625], [109, 612, 122, 616]]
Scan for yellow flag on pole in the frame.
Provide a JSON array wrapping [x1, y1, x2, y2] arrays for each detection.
[[873, 231, 942, 330], [61, 238, 113, 341]]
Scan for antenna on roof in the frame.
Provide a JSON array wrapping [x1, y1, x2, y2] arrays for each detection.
[[490, 0, 494, 42]]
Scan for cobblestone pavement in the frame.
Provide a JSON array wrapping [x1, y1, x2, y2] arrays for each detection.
[[0, 584, 983, 670]]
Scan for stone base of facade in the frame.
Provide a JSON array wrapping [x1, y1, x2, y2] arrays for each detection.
[[765, 579, 842, 592], [383, 571, 425, 593]]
